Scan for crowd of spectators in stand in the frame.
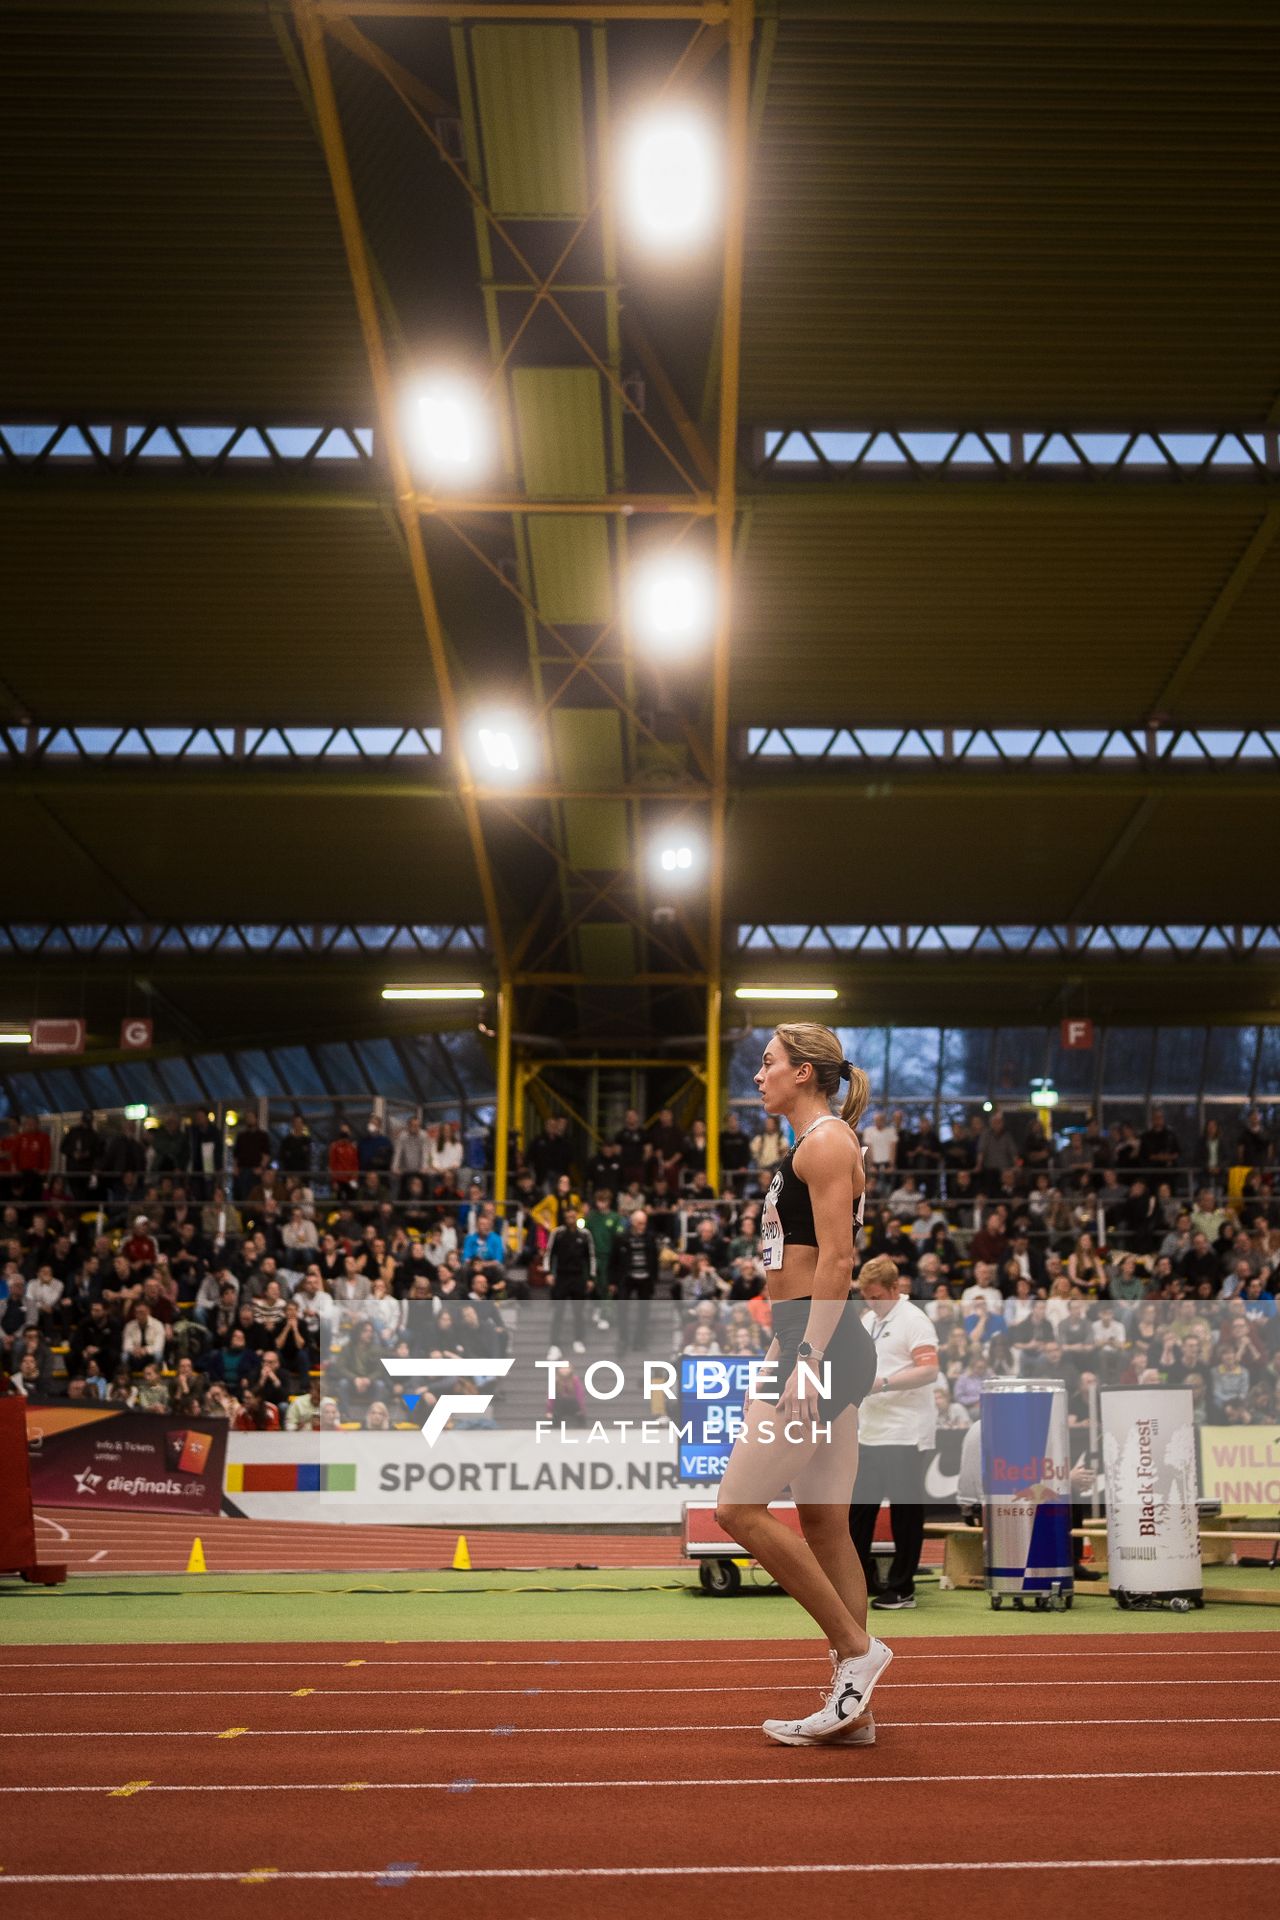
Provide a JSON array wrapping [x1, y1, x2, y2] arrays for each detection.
[[1, 1099, 1277, 1431]]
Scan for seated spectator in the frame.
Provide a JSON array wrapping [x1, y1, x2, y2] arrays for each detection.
[[121, 1300, 166, 1370], [130, 1362, 171, 1413], [67, 1300, 120, 1381], [447, 1376, 498, 1431], [365, 1399, 393, 1431], [285, 1381, 326, 1430], [960, 1264, 1002, 1316], [207, 1327, 258, 1398], [934, 1382, 970, 1428], [272, 1297, 317, 1389], [547, 1362, 586, 1427], [462, 1207, 506, 1274], [1091, 1302, 1129, 1350], [1211, 1346, 1250, 1413], [281, 1205, 318, 1267], [970, 1205, 1010, 1268], [233, 1384, 281, 1431], [953, 1350, 989, 1413], [362, 1274, 400, 1345], [169, 1354, 206, 1405], [963, 1297, 1007, 1344]]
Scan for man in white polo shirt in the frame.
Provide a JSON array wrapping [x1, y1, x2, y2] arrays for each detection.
[[848, 1254, 940, 1610]]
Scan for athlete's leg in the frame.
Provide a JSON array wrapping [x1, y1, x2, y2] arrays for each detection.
[[793, 1405, 868, 1632], [717, 1396, 871, 1660]]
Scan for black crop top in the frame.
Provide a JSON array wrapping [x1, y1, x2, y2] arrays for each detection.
[[759, 1115, 865, 1274]]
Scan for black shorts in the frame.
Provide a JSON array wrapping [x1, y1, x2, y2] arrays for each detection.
[[770, 1295, 877, 1416]]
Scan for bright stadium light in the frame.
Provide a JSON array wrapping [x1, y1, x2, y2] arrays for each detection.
[[734, 985, 840, 1003], [469, 712, 534, 782], [0, 1030, 31, 1045], [405, 373, 492, 485], [653, 834, 702, 883], [381, 984, 486, 1002], [629, 551, 715, 655], [620, 106, 719, 254]]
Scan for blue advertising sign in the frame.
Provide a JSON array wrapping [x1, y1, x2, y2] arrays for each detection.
[[678, 1356, 755, 1483]]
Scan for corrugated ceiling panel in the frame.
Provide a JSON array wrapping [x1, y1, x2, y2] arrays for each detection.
[[527, 516, 613, 623], [577, 923, 636, 981], [0, 501, 434, 725], [744, 15, 1280, 421], [1183, 526, 1280, 722], [0, 9, 369, 414], [551, 708, 625, 791], [471, 25, 588, 218], [562, 800, 629, 870], [726, 791, 1131, 924], [513, 368, 606, 498], [733, 505, 1260, 726]]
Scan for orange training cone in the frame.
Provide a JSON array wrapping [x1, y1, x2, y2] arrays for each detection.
[[451, 1534, 471, 1572], [186, 1536, 207, 1574]]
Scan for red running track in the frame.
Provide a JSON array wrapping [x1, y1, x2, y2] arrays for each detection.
[[0, 1633, 1277, 1919], [33, 1507, 687, 1572]]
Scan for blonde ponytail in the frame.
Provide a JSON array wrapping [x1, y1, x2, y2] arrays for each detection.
[[841, 1065, 870, 1131], [773, 1022, 870, 1132]]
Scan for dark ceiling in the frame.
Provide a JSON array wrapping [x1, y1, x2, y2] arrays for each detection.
[[1, 0, 1278, 1062]]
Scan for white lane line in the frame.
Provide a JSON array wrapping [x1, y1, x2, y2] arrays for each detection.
[[2, 1858, 1279, 1886], [33, 1514, 70, 1541], [2, 1767, 1277, 1796], [2, 1677, 1273, 1701], [3, 1715, 1280, 1739], [88, 1551, 107, 1565], [0, 1647, 1272, 1670]]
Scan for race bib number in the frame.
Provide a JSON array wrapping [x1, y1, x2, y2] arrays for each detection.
[[761, 1170, 784, 1272]]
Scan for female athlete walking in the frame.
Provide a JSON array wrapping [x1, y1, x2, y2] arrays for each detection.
[[715, 1022, 892, 1746]]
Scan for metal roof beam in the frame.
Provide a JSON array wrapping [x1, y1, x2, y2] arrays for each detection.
[[294, 0, 509, 973]]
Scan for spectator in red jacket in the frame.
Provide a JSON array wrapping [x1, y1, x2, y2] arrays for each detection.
[[12, 1117, 52, 1202], [123, 1216, 159, 1272], [328, 1121, 359, 1198]]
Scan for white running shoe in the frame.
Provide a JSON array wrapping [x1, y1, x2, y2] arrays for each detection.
[[790, 1638, 893, 1743], [572, 1340, 586, 1355], [546, 1345, 563, 1362], [763, 1710, 875, 1748], [761, 1648, 875, 1748]]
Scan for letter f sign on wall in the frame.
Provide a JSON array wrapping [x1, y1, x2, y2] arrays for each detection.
[[382, 1357, 515, 1446]]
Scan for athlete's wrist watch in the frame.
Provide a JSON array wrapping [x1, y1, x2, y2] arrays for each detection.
[[796, 1340, 823, 1360]]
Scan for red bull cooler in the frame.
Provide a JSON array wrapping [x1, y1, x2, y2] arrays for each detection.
[[980, 1378, 1073, 1612]]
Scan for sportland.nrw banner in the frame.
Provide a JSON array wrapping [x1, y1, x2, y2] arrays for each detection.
[[1101, 1386, 1200, 1598], [225, 1429, 683, 1526]]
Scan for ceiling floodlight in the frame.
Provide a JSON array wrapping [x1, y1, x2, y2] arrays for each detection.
[[0, 1030, 31, 1045], [478, 727, 520, 773], [620, 106, 719, 254], [734, 985, 839, 1002], [469, 712, 533, 782], [381, 984, 486, 1002], [629, 551, 716, 655], [123, 1103, 149, 1120], [654, 835, 702, 884], [1030, 1078, 1060, 1110], [405, 373, 492, 485]]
